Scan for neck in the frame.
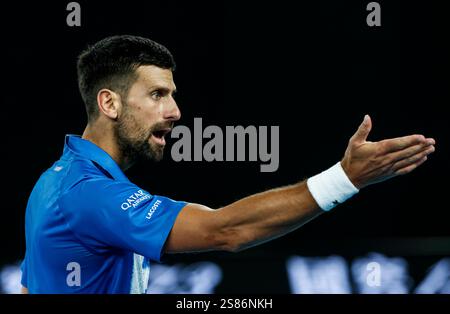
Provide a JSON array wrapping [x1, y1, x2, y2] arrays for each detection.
[[81, 122, 133, 171]]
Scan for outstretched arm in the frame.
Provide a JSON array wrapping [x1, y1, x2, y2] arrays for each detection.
[[165, 115, 435, 253]]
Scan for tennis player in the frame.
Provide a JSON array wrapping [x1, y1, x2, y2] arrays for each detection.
[[20, 35, 435, 293]]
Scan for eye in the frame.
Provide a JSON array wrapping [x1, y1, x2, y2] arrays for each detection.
[[151, 90, 162, 100]]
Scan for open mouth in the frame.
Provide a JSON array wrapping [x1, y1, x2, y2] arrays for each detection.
[[150, 128, 171, 146]]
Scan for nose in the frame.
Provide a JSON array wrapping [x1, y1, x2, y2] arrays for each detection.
[[163, 98, 181, 122]]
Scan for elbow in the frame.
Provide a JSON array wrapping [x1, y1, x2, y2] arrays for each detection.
[[220, 226, 267, 253], [212, 207, 251, 253], [222, 239, 244, 253], [221, 239, 245, 253], [228, 244, 247, 253], [216, 225, 249, 253]]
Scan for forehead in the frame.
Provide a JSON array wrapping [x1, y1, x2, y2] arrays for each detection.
[[134, 65, 175, 89]]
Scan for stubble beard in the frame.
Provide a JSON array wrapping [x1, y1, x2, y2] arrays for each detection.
[[114, 106, 165, 166]]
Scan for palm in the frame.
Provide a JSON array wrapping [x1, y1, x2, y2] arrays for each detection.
[[341, 115, 435, 189]]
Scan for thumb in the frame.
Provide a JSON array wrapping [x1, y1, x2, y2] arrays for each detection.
[[351, 114, 372, 144]]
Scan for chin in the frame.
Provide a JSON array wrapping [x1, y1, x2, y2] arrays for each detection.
[[153, 153, 163, 162], [145, 148, 164, 162]]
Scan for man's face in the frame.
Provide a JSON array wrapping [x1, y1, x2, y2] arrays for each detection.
[[114, 65, 181, 163]]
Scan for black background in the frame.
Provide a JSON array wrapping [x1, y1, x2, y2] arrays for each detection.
[[0, 0, 449, 293]]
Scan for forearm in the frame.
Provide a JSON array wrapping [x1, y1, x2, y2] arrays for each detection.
[[217, 181, 323, 251]]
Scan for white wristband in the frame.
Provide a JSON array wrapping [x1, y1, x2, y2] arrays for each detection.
[[306, 162, 359, 211]]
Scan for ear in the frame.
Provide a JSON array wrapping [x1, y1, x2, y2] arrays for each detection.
[[96, 89, 121, 120]]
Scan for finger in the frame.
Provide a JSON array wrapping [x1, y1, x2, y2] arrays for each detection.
[[391, 146, 434, 171], [378, 135, 430, 154], [394, 156, 428, 176], [350, 115, 372, 144], [387, 141, 434, 164]]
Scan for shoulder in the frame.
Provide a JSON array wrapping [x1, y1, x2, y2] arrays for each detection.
[[59, 157, 146, 211], [60, 157, 112, 190], [57, 157, 119, 209]]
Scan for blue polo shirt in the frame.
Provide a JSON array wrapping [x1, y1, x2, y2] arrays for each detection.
[[21, 135, 187, 293]]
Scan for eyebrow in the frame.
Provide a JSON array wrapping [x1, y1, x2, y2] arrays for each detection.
[[150, 86, 177, 95]]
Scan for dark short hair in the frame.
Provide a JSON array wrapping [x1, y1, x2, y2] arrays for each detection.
[[77, 35, 175, 122]]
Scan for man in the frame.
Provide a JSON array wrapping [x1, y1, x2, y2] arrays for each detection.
[[21, 35, 435, 293]]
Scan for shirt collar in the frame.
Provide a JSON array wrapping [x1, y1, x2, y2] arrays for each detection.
[[63, 134, 130, 182]]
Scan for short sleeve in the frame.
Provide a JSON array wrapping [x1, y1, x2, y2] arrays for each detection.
[[20, 255, 28, 288], [58, 177, 187, 262]]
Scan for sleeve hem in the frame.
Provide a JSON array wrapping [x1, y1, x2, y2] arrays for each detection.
[[153, 201, 188, 263]]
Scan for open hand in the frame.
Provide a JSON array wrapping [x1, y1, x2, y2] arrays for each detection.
[[341, 115, 435, 189]]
